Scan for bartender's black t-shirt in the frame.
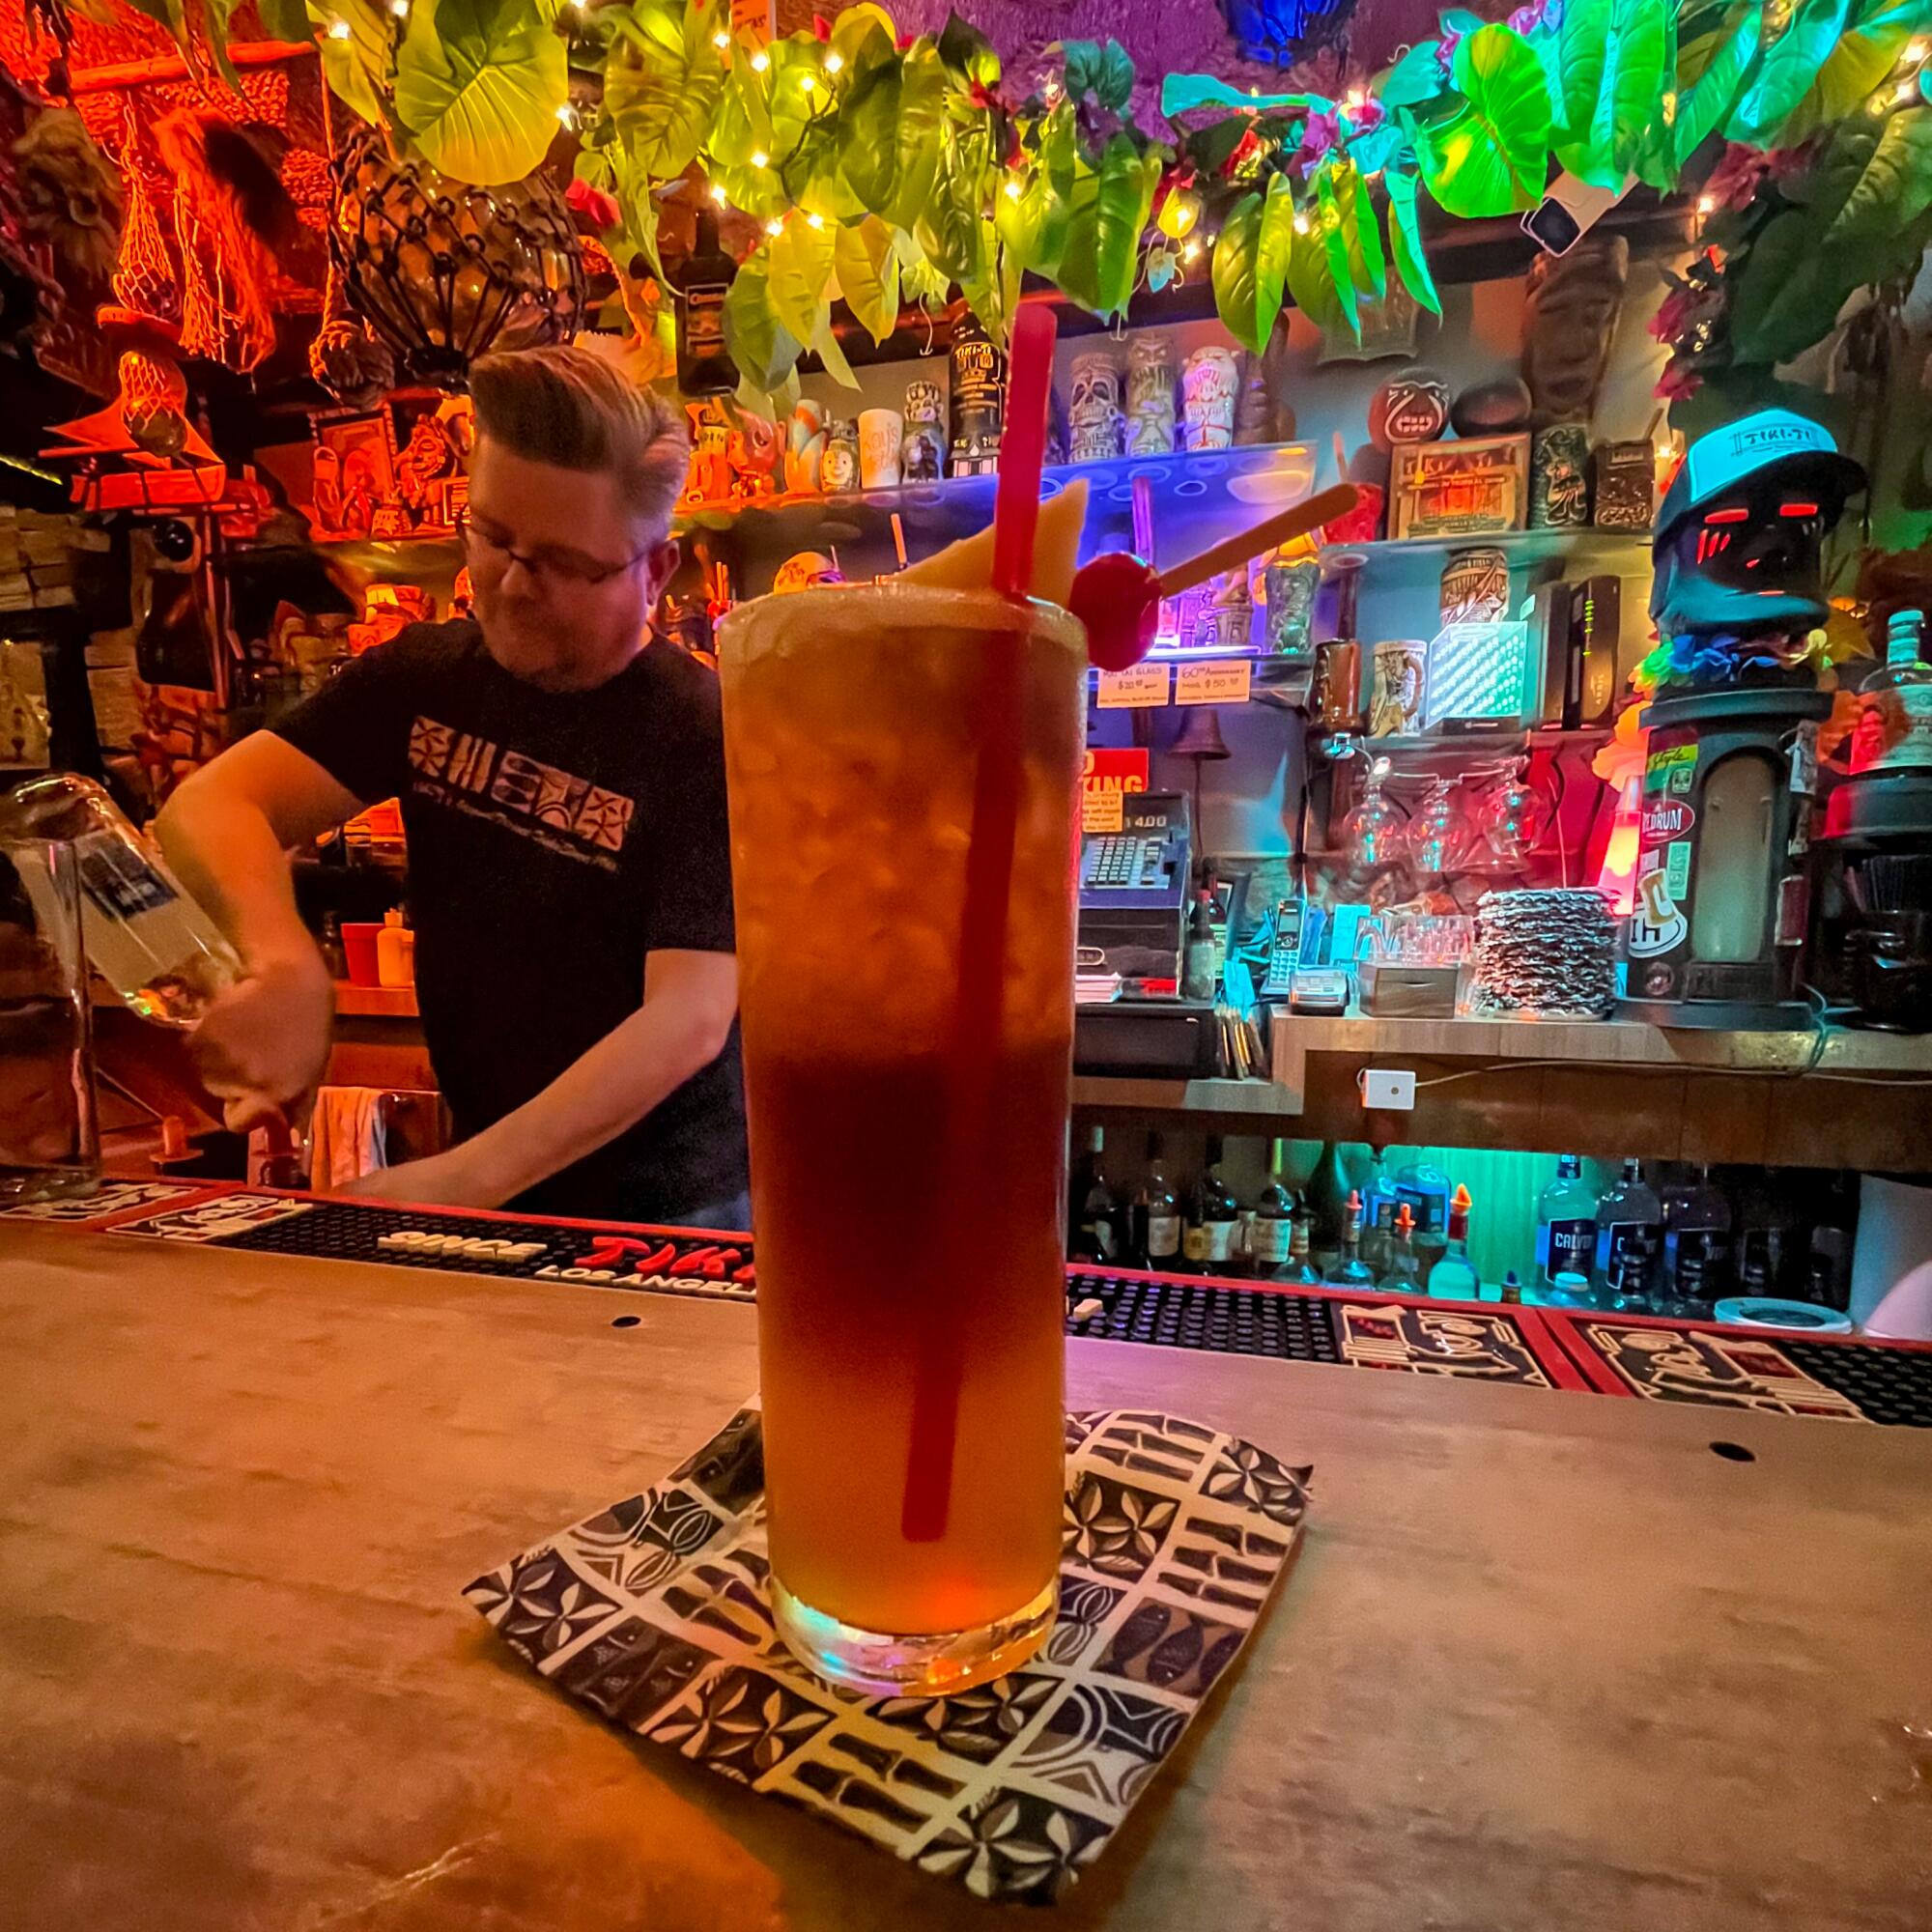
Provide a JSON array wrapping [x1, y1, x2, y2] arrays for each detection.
[[274, 619, 747, 1224]]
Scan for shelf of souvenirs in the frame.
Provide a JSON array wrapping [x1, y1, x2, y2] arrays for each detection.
[[1319, 526, 1653, 568]]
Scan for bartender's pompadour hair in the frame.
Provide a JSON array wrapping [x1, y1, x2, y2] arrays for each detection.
[[469, 345, 691, 532]]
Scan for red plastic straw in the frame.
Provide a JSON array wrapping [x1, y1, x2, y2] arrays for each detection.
[[901, 305, 1058, 1544]]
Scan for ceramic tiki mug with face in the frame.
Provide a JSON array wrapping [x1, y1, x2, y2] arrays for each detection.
[[1126, 335, 1177, 454], [899, 380, 943, 481], [1068, 350, 1124, 463], [1181, 346, 1239, 449], [1521, 235, 1629, 427], [785, 398, 828, 495]]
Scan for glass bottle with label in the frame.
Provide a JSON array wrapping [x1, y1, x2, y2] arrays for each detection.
[[1359, 1195, 1397, 1280], [1394, 1150, 1452, 1236], [1594, 1157, 1661, 1308], [0, 772, 240, 1028], [1377, 1204, 1424, 1293], [1278, 1211, 1322, 1286], [1183, 1136, 1241, 1275], [1132, 1134, 1182, 1271], [1321, 1189, 1378, 1287], [671, 206, 738, 396], [1536, 1154, 1599, 1294], [1244, 1140, 1297, 1279], [948, 305, 1006, 476], [1068, 1124, 1121, 1266], [1662, 1164, 1731, 1308], [1427, 1185, 1481, 1298], [1306, 1140, 1354, 1267], [1853, 607, 1932, 771]]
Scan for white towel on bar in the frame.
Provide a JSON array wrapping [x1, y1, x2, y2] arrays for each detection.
[[309, 1087, 388, 1189]]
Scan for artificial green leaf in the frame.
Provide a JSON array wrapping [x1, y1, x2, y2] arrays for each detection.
[[1340, 162, 1387, 299], [1147, 242, 1177, 291], [735, 374, 778, 423], [936, 10, 1000, 87], [917, 127, 992, 284], [834, 214, 901, 343], [900, 252, 952, 307], [1383, 167, 1441, 313], [723, 258, 804, 392], [1211, 190, 1267, 351], [1316, 171, 1360, 334], [810, 309, 860, 386], [1441, 7, 1487, 31], [1555, 0, 1671, 186], [394, 0, 567, 186], [960, 217, 1012, 348], [767, 33, 831, 161], [1670, 0, 1761, 169], [829, 2, 896, 66], [1061, 41, 1101, 97], [996, 153, 1072, 274], [1784, 0, 1929, 142], [1814, 103, 1932, 243], [307, 0, 389, 128], [836, 26, 900, 213], [1059, 134, 1156, 315], [1094, 39, 1135, 111], [1729, 209, 1861, 360], [765, 214, 838, 344], [1284, 204, 1344, 329], [195, 0, 244, 90], [1726, 0, 1852, 140], [887, 42, 948, 233], [1413, 24, 1550, 216], [708, 62, 774, 168], [1379, 39, 1449, 108]]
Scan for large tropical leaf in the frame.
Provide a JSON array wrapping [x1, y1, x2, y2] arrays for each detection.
[[1058, 134, 1157, 316], [1379, 38, 1449, 109], [1316, 171, 1360, 334], [836, 24, 900, 213], [886, 42, 948, 234], [1554, 0, 1671, 186], [1725, 0, 1852, 141], [722, 257, 803, 393], [810, 310, 859, 386], [1669, 0, 1761, 169], [1808, 102, 1932, 243], [708, 61, 774, 169], [1211, 187, 1271, 353], [394, 0, 566, 186], [764, 214, 838, 344], [603, 0, 726, 180], [1284, 207, 1344, 329], [1338, 162, 1387, 301], [834, 213, 901, 344], [256, 0, 308, 37], [1384, 167, 1441, 314], [1783, 0, 1930, 143], [916, 126, 992, 285], [1412, 25, 1551, 217], [307, 0, 389, 128]]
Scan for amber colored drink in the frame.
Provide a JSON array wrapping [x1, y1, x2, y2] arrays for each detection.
[[718, 583, 1084, 1694]]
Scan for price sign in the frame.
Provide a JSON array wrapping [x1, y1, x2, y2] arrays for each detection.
[[1096, 662, 1171, 708], [1081, 789, 1125, 834], [1174, 658, 1253, 705]]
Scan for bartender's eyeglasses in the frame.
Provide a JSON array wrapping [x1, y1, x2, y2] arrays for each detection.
[[458, 510, 652, 589]]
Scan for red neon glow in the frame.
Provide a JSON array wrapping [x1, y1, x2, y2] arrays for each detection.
[[1597, 776, 1644, 916], [1780, 501, 1819, 517], [1705, 507, 1750, 524]]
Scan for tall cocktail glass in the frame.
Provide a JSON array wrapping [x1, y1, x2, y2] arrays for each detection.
[[718, 582, 1084, 1696]]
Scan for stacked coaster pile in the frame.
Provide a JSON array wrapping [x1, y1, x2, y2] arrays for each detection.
[[1468, 887, 1617, 1018]]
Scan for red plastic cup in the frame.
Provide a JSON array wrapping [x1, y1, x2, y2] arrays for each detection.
[[340, 923, 382, 986]]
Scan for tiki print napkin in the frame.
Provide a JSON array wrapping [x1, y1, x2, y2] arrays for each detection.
[[466, 1408, 1309, 1904]]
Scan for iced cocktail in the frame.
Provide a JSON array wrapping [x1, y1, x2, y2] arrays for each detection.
[[718, 581, 1084, 1695]]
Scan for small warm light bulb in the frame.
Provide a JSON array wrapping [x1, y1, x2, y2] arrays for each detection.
[[806, 210, 824, 228], [1911, 36, 1930, 60], [1293, 210, 1310, 234], [801, 71, 815, 90], [750, 148, 769, 168], [1344, 90, 1364, 110], [555, 101, 576, 125], [1182, 238, 1202, 261], [326, 16, 352, 39], [751, 48, 770, 71], [1897, 75, 1919, 102], [1003, 176, 1022, 200], [765, 215, 783, 236], [709, 183, 728, 205], [712, 29, 729, 47], [825, 49, 843, 71], [389, 0, 408, 16], [1696, 192, 1716, 214]]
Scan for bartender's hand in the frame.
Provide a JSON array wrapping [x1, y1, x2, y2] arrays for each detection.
[[189, 951, 335, 1136], [333, 1144, 500, 1209]]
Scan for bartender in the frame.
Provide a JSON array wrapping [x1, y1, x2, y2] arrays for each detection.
[[156, 346, 749, 1229]]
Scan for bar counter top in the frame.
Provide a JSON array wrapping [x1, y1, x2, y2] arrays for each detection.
[[3, 1218, 1928, 1930]]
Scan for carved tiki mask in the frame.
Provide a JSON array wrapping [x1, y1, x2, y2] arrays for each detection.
[[1521, 235, 1630, 427]]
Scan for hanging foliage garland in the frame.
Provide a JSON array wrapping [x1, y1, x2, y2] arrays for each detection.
[[155, 0, 1932, 407]]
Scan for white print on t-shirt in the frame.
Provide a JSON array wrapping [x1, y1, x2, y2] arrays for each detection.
[[407, 715, 636, 860]]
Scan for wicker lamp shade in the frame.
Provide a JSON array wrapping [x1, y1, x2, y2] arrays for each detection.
[[327, 128, 584, 387]]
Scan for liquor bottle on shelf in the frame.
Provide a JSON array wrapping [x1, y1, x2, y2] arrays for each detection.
[[1244, 1140, 1297, 1280], [1394, 1150, 1452, 1236], [1306, 1141, 1354, 1265], [1321, 1190, 1378, 1287], [1182, 1136, 1241, 1275], [1277, 1212, 1323, 1286], [1359, 1196, 1397, 1280], [1378, 1205, 1425, 1293], [1498, 1269, 1525, 1305], [1427, 1185, 1481, 1298], [1662, 1164, 1731, 1307], [670, 206, 738, 396], [1068, 1125, 1121, 1266], [1852, 607, 1932, 772], [1361, 1146, 1400, 1240], [1132, 1134, 1182, 1272], [1537, 1155, 1600, 1293], [0, 771, 241, 1028], [1594, 1157, 1662, 1309]]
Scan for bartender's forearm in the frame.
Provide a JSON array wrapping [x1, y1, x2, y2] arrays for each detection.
[[420, 951, 739, 1208], [157, 779, 313, 967]]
